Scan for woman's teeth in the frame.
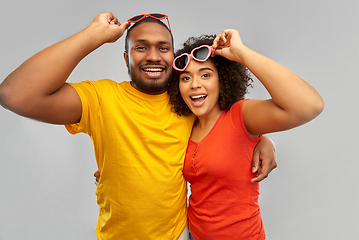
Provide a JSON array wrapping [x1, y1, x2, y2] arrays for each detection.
[[191, 95, 207, 102]]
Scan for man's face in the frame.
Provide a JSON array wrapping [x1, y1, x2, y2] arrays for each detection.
[[124, 22, 174, 95]]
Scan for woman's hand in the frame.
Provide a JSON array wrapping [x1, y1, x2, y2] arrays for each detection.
[[211, 29, 246, 63]]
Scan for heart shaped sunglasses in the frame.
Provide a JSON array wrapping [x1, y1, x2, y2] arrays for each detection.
[[172, 45, 212, 71]]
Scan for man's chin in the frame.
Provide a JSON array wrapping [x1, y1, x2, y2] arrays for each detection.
[[132, 78, 169, 94]]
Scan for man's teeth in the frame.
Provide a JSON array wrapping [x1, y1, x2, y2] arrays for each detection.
[[144, 68, 163, 72]]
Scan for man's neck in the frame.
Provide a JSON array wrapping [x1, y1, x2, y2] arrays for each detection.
[[130, 81, 167, 95]]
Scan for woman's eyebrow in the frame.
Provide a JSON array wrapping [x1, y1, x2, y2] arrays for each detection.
[[179, 67, 214, 75], [198, 67, 214, 72]]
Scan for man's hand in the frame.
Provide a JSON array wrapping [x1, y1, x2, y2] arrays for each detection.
[[251, 136, 277, 183], [88, 12, 130, 44], [94, 170, 100, 186]]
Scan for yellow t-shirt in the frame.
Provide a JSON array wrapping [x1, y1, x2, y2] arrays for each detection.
[[65, 80, 196, 240]]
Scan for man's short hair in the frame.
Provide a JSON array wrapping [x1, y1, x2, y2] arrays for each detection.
[[124, 17, 174, 53]]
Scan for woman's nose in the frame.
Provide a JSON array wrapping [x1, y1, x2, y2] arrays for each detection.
[[191, 76, 202, 89]]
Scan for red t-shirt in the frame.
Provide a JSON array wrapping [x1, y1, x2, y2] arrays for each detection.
[[184, 100, 265, 239]]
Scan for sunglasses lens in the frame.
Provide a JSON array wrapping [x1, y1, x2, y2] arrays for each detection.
[[129, 15, 145, 22], [150, 13, 166, 19], [193, 47, 210, 61], [175, 55, 188, 70]]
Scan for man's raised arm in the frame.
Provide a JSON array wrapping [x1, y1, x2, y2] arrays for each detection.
[[0, 13, 129, 124]]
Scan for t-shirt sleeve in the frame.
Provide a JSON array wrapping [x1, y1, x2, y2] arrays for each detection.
[[230, 99, 262, 141], [64, 81, 100, 135]]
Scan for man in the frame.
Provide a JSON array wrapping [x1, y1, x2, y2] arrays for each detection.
[[0, 13, 276, 239]]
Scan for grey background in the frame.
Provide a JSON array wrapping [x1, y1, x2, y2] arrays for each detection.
[[0, 0, 358, 239]]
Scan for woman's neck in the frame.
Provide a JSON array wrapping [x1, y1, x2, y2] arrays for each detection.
[[191, 107, 223, 142]]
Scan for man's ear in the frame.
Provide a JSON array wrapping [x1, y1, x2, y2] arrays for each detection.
[[124, 51, 129, 68]]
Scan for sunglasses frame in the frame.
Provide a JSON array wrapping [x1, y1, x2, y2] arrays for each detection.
[[127, 13, 171, 32], [172, 45, 212, 71]]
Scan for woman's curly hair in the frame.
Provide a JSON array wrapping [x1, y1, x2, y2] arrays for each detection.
[[167, 34, 253, 116]]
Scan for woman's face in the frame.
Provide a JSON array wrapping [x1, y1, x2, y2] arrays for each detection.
[[179, 58, 221, 119]]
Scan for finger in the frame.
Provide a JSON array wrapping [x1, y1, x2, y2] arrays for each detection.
[[252, 157, 273, 182], [251, 167, 267, 183], [215, 35, 225, 47], [251, 163, 260, 183], [210, 45, 215, 55], [120, 21, 130, 29], [110, 16, 118, 25], [252, 155, 278, 183], [104, 12, 115, 23], [94, 170, 100, 186], [211, 35, 222, 56], [252, 150, 260, 173], [212, 34, 222, 49], [221, 31, 227, 43], [110, 16, 124, 26], [220, 30, 229, 43]]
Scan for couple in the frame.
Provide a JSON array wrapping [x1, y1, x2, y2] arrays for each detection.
[[0, 12, 323, 239]]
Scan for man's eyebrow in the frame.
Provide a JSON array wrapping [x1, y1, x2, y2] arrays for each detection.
[[160, 40, 172, 44], [133, 39, 147, 43], [134, 39, 171, 45]]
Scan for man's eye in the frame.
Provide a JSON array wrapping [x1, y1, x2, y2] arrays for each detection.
[[159, 46, 170, 52], [136, 46, 147, 51]]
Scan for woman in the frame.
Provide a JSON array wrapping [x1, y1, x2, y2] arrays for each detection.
[[168, 30, 324, 239]]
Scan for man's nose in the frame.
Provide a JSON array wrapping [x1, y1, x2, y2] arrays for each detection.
[[146, 48, 161, 62]]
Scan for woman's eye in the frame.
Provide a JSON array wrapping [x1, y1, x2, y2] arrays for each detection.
[[182, 76, 191, 81], [202, 73, 210, 78]]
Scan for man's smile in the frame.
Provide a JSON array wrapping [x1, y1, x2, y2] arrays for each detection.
[[141, 66, 165, 78]]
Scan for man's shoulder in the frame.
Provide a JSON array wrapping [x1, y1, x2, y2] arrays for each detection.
[[90, 79, 128, 87], [70, 79, 129, 91], [71, 78, 128, 84]]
